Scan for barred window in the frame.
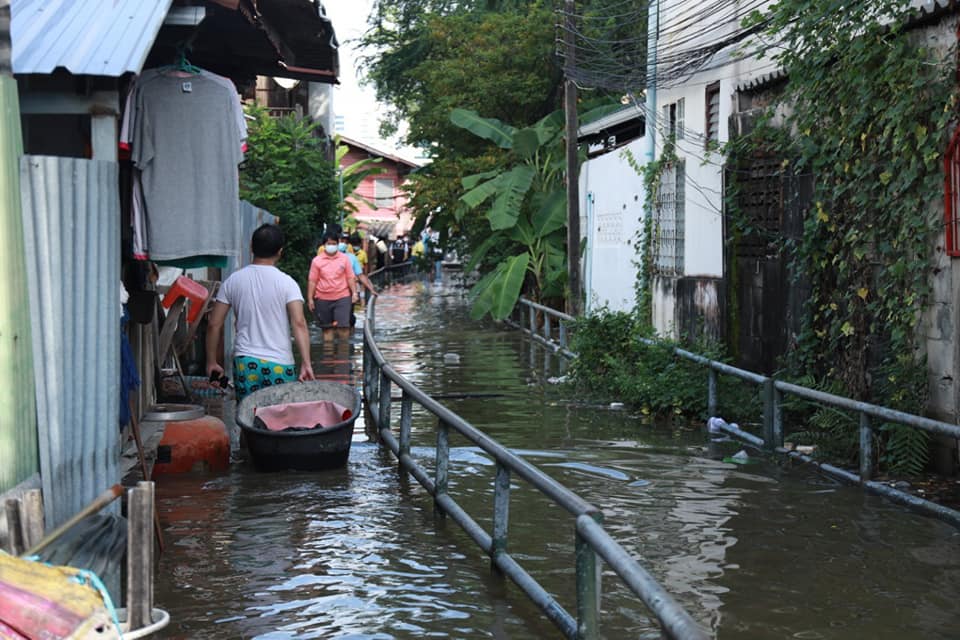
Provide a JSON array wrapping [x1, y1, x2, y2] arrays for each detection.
[[652, 160, 685, 275]]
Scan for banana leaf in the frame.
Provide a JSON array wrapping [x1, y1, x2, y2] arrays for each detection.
[[487, 165, 535, 230], [450, 108, 516, 149]]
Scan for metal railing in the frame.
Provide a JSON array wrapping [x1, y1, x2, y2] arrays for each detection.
[[507, 297, 577, 359], [361, 294, 709, 640], [512, 300, 960, 529]]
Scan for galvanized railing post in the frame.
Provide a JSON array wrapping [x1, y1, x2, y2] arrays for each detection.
[[435, 419, 450, 514], [773, 385, 783, 449], [400, 390, 413, 459], [491, 463, 510, 572], [707, 368, 718, 418], [762, 377, 776, 450], [379, 370, 391, 434], [544, 314, 552, 344], [859, 412, 873, 481], [559, 322, 568, 350], [576, 512, 602, 640], [529, 304, 536, 335]]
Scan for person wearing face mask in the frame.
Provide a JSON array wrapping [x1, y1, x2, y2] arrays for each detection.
[[308, 230, 358, 333]]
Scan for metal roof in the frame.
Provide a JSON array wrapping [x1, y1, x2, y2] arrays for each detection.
[[578, 104, 644, 138], [11, 0, 173, 76]]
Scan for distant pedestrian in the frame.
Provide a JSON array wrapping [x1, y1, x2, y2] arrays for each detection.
[[308, 231, 358, 338], [205, 224, 314, 401], [391, 235, 410, 265]]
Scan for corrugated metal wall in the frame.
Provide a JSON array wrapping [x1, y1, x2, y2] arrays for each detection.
[[20, 156, 120, 528], [0, 69, 39, 493]]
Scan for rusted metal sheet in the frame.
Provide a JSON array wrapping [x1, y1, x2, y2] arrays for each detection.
[[0, 35, 38, 493], [11, 0, 172, 77], [20, 155, 120, 528]]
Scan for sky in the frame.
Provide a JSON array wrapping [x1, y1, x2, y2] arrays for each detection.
[[323, 0, 422, 163]]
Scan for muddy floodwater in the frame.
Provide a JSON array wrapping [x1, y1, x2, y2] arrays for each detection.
[[155, 278, 960, 639]]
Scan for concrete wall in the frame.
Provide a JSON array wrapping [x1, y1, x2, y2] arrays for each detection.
[[579, 137, 647, 313]]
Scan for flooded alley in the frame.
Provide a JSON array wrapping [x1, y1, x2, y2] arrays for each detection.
[[155, 278, 960, 639]]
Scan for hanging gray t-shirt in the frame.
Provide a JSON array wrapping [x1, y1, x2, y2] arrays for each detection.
[[133, 73, 242, 260]]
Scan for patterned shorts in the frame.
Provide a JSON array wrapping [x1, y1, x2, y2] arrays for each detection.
[[233, 356, 296, 401]]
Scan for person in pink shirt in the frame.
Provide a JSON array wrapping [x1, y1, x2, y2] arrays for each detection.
[[308, 231, 358, 337]]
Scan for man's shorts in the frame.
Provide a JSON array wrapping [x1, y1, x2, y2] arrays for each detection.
[[233, 355, 296, 401], [313, 296, 351, 327]]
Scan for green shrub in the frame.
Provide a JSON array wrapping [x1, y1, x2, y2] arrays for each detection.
[[568, 310, 759, 421]]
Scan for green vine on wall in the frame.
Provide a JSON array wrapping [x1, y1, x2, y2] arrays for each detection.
[[728, 0, 958, 473], [622, 144, 678, 331]]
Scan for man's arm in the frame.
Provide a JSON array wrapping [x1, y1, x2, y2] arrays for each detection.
[[287, 300, 314, 381], [307, 275, 317, 313], [205, 301, 231, 381], [358, 273, 377, 297]]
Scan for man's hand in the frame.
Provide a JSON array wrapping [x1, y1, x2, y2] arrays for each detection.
[[299, 362, 315, 382], [206, 362, 225, 386], [307, 298, 315, 313]]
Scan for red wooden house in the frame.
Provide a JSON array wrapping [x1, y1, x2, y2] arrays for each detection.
[[339, 136, 419, 238]]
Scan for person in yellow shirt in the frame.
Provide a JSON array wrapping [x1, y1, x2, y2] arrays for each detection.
[[349, 233, 368, 272]]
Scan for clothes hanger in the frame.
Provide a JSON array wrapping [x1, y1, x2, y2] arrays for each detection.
[[160, 45, 201, 76]]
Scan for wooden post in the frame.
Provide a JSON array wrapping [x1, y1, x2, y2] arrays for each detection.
[[22, 489, 44, 549], [126, 481, 155, 630], [4, 498, 23, 555]]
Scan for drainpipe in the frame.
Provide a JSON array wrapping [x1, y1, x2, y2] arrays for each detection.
[[640, 0, 658, 324], [0, 0, 40, 493], [644, 0, 658, 165]]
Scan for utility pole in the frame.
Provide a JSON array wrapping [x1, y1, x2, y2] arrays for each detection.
[[564, 0, 581, 316]]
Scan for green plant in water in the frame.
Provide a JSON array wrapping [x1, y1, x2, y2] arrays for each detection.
[[568, 309, 760, 421]]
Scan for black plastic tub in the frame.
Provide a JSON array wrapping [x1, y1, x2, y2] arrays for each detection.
[[236, 381, 361, 471]]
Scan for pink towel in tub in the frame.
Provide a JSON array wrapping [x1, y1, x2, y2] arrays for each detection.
[[253, 400, 352, 432]]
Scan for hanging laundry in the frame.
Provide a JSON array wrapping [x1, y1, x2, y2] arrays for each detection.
[[123, 68, 247, 262]]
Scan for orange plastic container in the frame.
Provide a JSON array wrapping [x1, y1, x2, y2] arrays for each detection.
[[162, 276, 209, 323], [152, 415, 230, 476]]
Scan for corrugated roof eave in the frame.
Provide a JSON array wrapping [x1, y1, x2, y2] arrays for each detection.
[[11, 0, 173, 77]]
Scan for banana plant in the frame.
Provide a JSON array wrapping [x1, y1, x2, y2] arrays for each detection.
[[451, 103, 619, 320]]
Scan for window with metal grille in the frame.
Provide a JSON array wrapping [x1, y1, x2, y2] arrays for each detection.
[[945, 127, 960, 256], [663, 99, 685, 148], [705, 82, 720, 147], [652, 160, 685, 275], [374, 178, 394, 209]]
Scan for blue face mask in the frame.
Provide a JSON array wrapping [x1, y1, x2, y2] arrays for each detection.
[[338, 243, 347, 252]]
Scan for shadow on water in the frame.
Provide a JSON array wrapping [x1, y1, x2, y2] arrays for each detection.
[[155, 277, 960, 639]]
